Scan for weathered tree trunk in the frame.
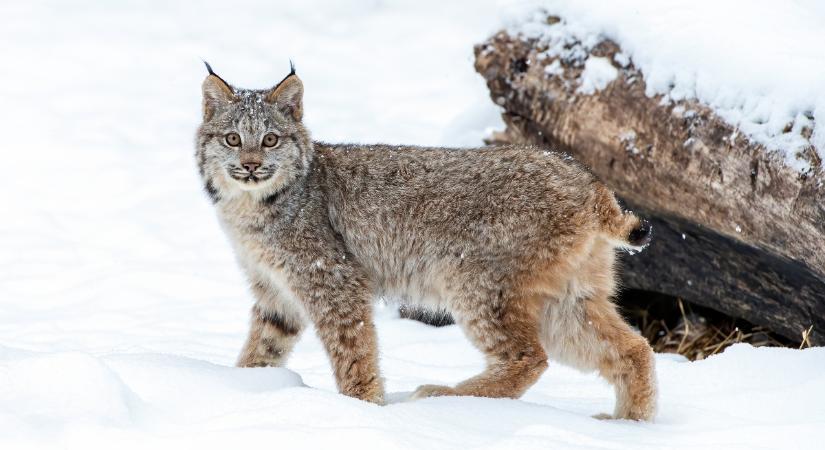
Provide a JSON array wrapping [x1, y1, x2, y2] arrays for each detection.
[[473, 22, 825, 345]]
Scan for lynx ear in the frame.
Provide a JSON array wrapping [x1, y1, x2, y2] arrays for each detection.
[[266, 63, 303, 121], [201, 61, 236, 121]]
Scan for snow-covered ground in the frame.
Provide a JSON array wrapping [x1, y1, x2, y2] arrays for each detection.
[[1, 1, 823, 449]]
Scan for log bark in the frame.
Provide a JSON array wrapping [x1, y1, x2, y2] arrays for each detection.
[[473, 23, 825, 345]]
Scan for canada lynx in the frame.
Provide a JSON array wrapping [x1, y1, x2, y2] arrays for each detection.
[[195, 63, 657, 421]]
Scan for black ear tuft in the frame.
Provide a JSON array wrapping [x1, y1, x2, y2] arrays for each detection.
[[203, 60, 216, 76], [201, 61, 237, 120], [265, 61, 304, 121], [273, 60, 297, 91], [202, 60, 233, 89]]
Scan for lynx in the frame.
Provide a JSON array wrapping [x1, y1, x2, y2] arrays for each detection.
[[195, 63, 657, 421]]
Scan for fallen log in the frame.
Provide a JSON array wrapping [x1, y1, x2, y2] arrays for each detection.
[[473, 18, 825, 345]]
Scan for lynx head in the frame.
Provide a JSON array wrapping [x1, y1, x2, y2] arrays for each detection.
[[196, 62, 312, 201]]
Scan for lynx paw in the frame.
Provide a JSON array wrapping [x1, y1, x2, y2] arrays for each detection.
[[409, 384, 456, 400], [236, 357, 280, 368], [592, 410, 655, 421], [361, 387, 386, 405]]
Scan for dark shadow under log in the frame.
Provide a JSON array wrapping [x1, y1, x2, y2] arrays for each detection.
[[619, 202, 824, 345]]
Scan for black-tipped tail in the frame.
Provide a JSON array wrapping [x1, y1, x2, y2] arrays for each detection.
[[627, 219, 653, 247]]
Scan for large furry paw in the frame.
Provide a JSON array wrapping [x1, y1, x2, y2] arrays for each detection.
[[612, 394, 657, 421], [409, 384, 456, 400], [360, 386, 386, 405], [593, 408, 655, 421], [342, 376, 386, 405], [236, 358, 280, 368]]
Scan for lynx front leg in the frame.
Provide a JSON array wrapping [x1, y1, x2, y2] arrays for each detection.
[[312, 305, 384, 404], [295, 262, 384, 404], [237, 282, 304, 368]]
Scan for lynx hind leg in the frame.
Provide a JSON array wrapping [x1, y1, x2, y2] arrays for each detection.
[[411, 287, 548, 400], [540, 234, 658, 421], [541, 278, 657, 420], [237, 302, 304, 368]]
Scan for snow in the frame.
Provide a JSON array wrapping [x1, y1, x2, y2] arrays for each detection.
[[511, 0, 825, 173], [577, 57, 619, 95], [2, 339, 824, 449], [544, 60, 563, 76], [1, 1, 824, 449]]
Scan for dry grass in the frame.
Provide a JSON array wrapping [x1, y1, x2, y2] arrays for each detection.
[[620, 291, 803, 361], [635, 299, 787, 360]]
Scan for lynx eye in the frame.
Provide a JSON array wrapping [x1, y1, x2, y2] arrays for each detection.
[[225, 132, 241, 147], [262, 133, 279, 148]]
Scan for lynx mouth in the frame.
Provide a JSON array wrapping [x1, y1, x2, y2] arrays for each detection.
[[232, 174, 271, 183], [228, 168, 273, 185]]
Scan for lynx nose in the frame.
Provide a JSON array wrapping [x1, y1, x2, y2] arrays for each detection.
[[242, 162, 261, 173]]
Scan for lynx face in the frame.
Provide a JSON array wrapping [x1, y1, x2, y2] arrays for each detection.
[[196, 63, 312, 198]]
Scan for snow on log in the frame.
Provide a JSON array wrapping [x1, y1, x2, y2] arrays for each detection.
[[473, 16, 825, 345]]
